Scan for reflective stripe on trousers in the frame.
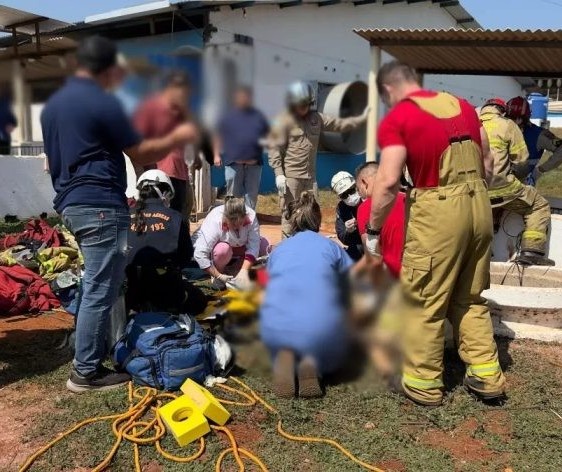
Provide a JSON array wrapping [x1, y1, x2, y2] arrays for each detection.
[[466, 360, 501, 378]]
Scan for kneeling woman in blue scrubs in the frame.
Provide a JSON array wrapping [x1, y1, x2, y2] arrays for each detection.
[[260, 191, 353, 399]]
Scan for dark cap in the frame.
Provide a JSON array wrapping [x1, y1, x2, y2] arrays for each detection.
[[76, 35, 117, 74]]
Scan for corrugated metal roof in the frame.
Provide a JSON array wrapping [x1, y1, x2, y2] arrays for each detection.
[[74, 0, 478, 29], [0, 4, 70, 35], [354, 28, 562, 77], [0, 35, 77, 61]]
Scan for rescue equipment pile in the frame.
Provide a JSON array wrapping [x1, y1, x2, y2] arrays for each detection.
[[0, 218, 81, 316]]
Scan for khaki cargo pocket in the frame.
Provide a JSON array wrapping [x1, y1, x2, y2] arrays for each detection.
[[401, 252, 433, 298], [289, 128, 305, 138]]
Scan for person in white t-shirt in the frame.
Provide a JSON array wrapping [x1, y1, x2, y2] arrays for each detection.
[[193, 196, 269, 289]]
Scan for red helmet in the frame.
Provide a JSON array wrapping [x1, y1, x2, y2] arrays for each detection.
[[484, 97, 507, 110], [506, 96, 531, 121]]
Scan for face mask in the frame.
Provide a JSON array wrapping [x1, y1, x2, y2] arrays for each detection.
[[344, 192, 361, 207]]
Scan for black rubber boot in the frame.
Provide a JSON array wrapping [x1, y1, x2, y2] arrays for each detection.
[[464, 376, 507, 405], [516, 251, 555, 266]]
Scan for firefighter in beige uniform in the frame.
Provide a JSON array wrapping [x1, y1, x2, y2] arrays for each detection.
[[367, 61, 505, 407], [268, 81, 367, 237], [480, 98, 553, 266]]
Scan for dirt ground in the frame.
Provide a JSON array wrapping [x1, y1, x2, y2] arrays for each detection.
[[0, 311, 74, 470], [1, 213, 561, 471], [1, 306, 561, 471]]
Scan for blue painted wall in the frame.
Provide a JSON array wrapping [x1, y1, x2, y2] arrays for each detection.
[[211, 152, 367, 192], [113, 30, 368, 192], [114, 31, 204, 116]]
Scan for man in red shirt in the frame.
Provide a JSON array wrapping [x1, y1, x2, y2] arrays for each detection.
[[366, 61, 505, 407], [355, 162, 405, 278], [134, 72, 195, 221]]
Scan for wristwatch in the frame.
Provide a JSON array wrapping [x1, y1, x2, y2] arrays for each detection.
[[365, 223, 381, 236]]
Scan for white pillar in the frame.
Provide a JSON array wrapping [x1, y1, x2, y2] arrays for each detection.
[[366, 45, 381, 162], [24, 83, 32, 142], [11, 60, 31, 145]]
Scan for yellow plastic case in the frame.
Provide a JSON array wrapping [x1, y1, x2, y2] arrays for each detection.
[[180, 379, 231, 425], [157, 395, 210, 446]]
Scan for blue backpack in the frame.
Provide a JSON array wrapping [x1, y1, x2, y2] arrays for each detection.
[[112, 312, 216, 391]]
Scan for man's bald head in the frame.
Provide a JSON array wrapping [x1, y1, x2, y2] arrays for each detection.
[[377, 60, 421, 107], [355, 162, 379, 199]]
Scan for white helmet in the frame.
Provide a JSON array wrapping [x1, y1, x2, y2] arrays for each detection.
[[331, 171, 355, 196], [136, 169, 175, 200], [286, 80, 314, 107]]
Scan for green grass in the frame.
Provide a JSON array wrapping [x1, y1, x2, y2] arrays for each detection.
[[257, 190, 340, 231], [537, 166, 562, 199], [538, 128, 562, 199], [7, 332, 562, 472], [0, 215, 61, 236]]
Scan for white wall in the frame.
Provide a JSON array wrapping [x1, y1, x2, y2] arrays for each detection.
[[0, 156, 56, 217], [31, 103, 44, 142], [208, 2, 523, 119], [493, 212, 562, 268]]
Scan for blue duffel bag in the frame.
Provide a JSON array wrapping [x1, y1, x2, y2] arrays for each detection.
[[112, 312, 216, 391]]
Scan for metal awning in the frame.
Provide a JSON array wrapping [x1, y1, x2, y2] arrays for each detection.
[[0, 4, 70, 36], [354, 28, 562, 78], [354, 28, 562, 161], [0, 5, 74, 62], [0, 36, 77, 61]]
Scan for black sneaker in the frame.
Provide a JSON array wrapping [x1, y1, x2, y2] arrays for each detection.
[[66, 365, 130, 393], [516, 251, 555, 266]]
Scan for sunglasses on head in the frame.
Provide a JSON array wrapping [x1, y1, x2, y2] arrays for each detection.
[[339, 185, 356, 200]]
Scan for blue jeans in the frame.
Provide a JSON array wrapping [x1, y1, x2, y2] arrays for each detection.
[[61, 205, 130, 375], [225, 164, 262, 209]]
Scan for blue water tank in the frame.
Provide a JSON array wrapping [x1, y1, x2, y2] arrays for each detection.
[[527, 93, 549, 121]]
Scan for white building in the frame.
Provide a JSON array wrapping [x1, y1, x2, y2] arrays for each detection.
[[203, 0, 523, 121], [0, 0, 529, 216]]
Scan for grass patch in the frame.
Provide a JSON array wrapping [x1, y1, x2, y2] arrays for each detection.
[[0, 215, 61, 236], [537, 166, 562, 199], [257, 190, 340, 230], [7, 333, 561, 472]]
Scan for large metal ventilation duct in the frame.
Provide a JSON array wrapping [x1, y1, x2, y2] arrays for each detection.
[[319, 81, 368, 154]]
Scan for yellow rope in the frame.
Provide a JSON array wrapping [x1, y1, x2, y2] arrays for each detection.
[[19, 377, 385, 472], [220, 378, 385, 472]]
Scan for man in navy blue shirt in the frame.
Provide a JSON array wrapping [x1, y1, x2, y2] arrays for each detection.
[[213, 86, 269, 209], [41, 36, 197, 392]]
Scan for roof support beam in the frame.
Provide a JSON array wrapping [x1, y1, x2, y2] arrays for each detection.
[[175, 11, 199, 30], [2, 47, 76, 62], [11, 28, 18, 56], [230, 1, 255, 9], [279, 1, 302, 8], [353, 0, 377, 5], [419, 68, 562, 78], [5, 15, 48, 30], [317, 0, 341, 6], [438, 0, 460, 7], [370, 39, 562, 49], [35, 22, 40, 53]]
